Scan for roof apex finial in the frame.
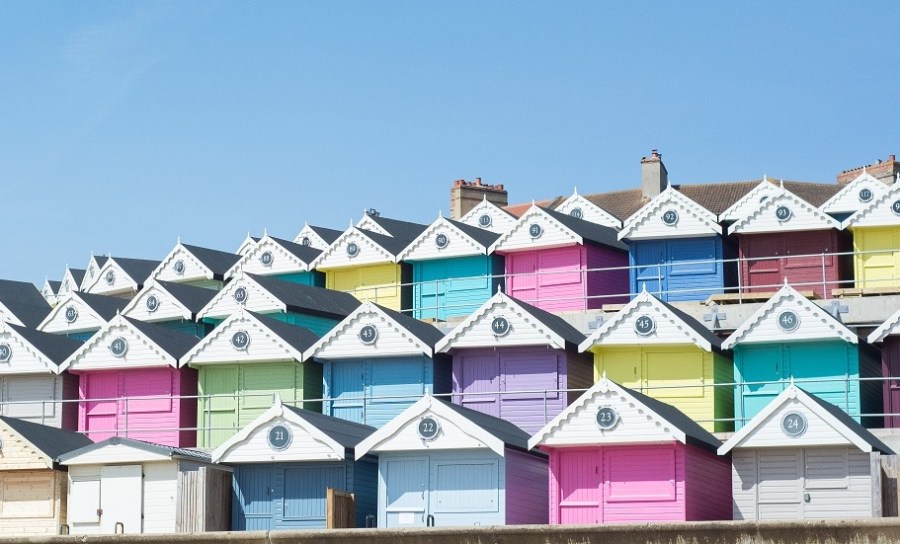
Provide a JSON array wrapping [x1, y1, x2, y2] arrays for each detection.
[[573, 186, 579, 196], [763, 174, 768, 183], [783, 276, 789, 286], [601, 370, 607, 381]]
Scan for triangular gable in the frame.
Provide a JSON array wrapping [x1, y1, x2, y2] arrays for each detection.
[[528, 378, 693, 450], [721, 283, 857, 349], [458, 197, 518, 233], [41, 279, 59, 305], [59, 439, 176, 466], [0, 301, 26, 327], [355, 213, 391, 236], [312, 227, 396, 269], [305, 302, 433, 360], [37, 293, 109, 334], [196, 275, 286, 321], [867, 306, 900, 344], [490, 205, 582, 252], [149, 242, 220, 284], [553, 189, 622, 230], [0, 420, 55, 469], [236, 233, 258, 256], [435, 291, 569, 352], [728, 187, 840, 234], [83, 258, 141, 296], [397, 215, 491, 261], [80, 255, 108, 291], [578, 290, 719, 352], [182, 310, 306, 366], [842, 183, 900, 229], [718, 178, 780, 222], [821, 171, 889, 215], [619, 186, 721, 240], [212, 398, 353, 463], [355, 395, 506, 458], [122, 281, 193, 323], [226, 234, 318, 280], [60, 314, 179, 371], [293, 224, 342, 251], [0, 321, 64, 374], [718, 385, 889, 454]]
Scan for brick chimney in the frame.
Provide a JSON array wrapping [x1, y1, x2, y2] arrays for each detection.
[[449, 178, 508, 219], [641, 149, 668, 199], [836, 155, 899, 186]]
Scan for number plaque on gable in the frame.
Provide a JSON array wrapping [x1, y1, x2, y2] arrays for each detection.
[[775, 205, 792, 221], [478, 214, 492, 228], [359, 325, 378, 345], [417, 416, 440, 440], [491, 316, 511, 337], [173, 260, 185, 275], [146, 295, 160, 312], [662, 209, 679, 226], [781, 412, 807, 437], [569, 207, 583, 219], [0, 344, 11, 363], [777, 310, 800, 332], [233, 287, 248, 305], [346, 242, 360, 258], [105, 270, 116, 285], [892, 200, 900, 216], [435, 233, 449, 249], [301, 236, 312, 246], [109, 337, 128, 358], [596, 407, 619, 430], [64, 306, 79, 323], [634, 315, 655, 336], [231, 330, 250, 351], [528, 223, 543, 239], [268, 424, 292, 450], [859, 188, 873, 203], [260, 251, 274, 266]]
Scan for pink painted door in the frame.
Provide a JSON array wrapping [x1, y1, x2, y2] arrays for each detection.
[[82, 372, 119, 442], [603, 447, 679, 522], [455, 354, 500, 417], [556, 449, 601, 524], [121, 369, 175, 442], [507, 253, 538, 305]]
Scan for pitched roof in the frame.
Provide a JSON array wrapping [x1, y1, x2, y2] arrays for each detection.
[[155, 281, 218, 314], [67, 268, 86, 286], [7, 322, 84, 365], [2, 301, 52, 328], [246, 311, 321, 353], [283, 404, 375, 448], [112, 257, 161, 285], [505, 197, 565, 218], [268, 236, 323, 264], [122, 316, 201, 359], [76, 292, 131, 320], [180, 244, 241, 278], [0, 416, 93, 461], [0, 279, 48, 307], [439, 398, 533, 451], [364, 214, 429, 241], [247, 274, 361, 319], [505, 294, 585, 347], [357, 228, 413, 257], [541, 207, 627, 250], [307, 225, 344, 245], [444, 217, 502, 248], [803, 389, 893, 454], [374, 303, 445, 348], [58, 436, 210, 464], [45, 280, 61, 293]]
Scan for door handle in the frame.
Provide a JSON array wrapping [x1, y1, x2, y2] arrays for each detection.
[[426, 514, 435, 527], [804, 492, 811, 503]]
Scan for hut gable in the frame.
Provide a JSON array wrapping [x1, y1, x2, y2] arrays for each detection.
[[821, 171, 890, 215], [459, 197, 518, 233], [59, 436, 210, 466], [60, 268, 85, 299], [0, 417, 93, 469], [355, 213, 428, 241], [313, 227, 399, 269], [721, 284, 857, 349], [122, 281, 209, 323], [619, 186, 721, 240], [868, 307, 900, 343], [397, 215, 499, 261], [719, 179, 782, 222], [80, 255, 109, 290], [182, 311, 316, 366], [435, 291, 583, 352], [196, 275, 286, 321], [226, 234, 321, 279], [579, 290, 720, 351], [37, 292, 127, 335], [150, 242, 239, 285], [728, 188, 840, 234], [490, 206, 584, 252], [83, 257, 160, 297], [306, 302, 437, 360], [553, 189, 622, 230], [842, 184, 900, 229], [293, 223, 343, 250], [0, 322, 82, 375], [719, 385, 893, 454]]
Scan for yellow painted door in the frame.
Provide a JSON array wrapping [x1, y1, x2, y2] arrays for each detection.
[[855, 227, 900, 289], [326, 264, 402, 310], [644, 347, 714, 430], [593, 347, 641, 389]]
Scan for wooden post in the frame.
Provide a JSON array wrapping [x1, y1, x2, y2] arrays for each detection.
[[882, 455, 899, 517], [326, 487, 356, 528]]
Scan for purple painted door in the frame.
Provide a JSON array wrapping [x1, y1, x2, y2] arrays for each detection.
[[500, 352, 560, 431], [884, 338, 900, 428], [555, 449, 601, 525], [455, 354, 500, 417], [81, 372, 119, 442]]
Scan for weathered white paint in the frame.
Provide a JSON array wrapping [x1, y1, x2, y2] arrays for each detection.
[[553, 190, 622, 229], [182, 311, 304, 366], [142, 462, 178, 533], [619, 186, 721, 240], [728, 189, 840, 234]]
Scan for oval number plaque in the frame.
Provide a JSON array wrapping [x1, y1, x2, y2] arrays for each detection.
[[359, 325, 378, 345], [260, 251, 274, 266], [634, 315, 655, 336], [662, 209, 679, 226], [173, 260, 185, 275], [346, 242, 360, 258], [569, 207, 583, 219], [528, 223, 543, 239], [0, 344, 11, 363], [478, 214, 492, 228], [417, 416, 440, 440], [596, 407, 619, 430], [109, 337, 128, 358], [268, 424, 292, 450], [435, 233, 449, 249], [231, 331, 250, 351], [146, 295, 160, 312], [778, 310, 800, 332], [781, 412, 808, 437], [233, 287, 248, 304], [64, 306, 79, 323], [892, 200, 900, 216], [105, 270, 116, 285], [491, 316, 511, 337], [775, 205, 792, 221], [859, 188, 873, 203]]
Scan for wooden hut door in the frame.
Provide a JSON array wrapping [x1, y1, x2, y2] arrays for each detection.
[[739, 345, 785, 426], [556, 449, 601, 524], [756, 450, 802, 519], [100, 465, 143, 534], [456, 354, 500, 417], [200, 366, 239, 447], [83, 372, 120, 442], [507, 253, 538, 305], [328, 361, 366, 424], [743, 236, 784, 292], [884, 340, 900, 428], [632, 241, 666, 297], [234, 465, 275, 530], [383, 457, 429, 527]]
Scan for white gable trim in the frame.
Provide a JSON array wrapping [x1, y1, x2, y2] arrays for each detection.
[[0, 321, 62, 375], [60, 441, 173, 466], [211, 397, 345, 463], [81, 255, 106, 291], [83, 259, 140, 295], [619, 186, 721, 240], [528, 377, 688, 450], [355, 213, 391, 236], [195, 274, 286, 321], [355, 395, 505, 459], [718, 385, 875, 454], [293, 223, 331, 250], [434, 291, 566, 352], [36, 293, 106, 333], [719, 179, 779, 222], [226, 234, 313, 280], [396, 216, 488, 261], [578, 290, 713, 352], [121, 280, 193, 322], [236, 233, 257, 256], [553, 190, 622, 230], [821, 171, 888, 214], [842, 183, 900, 229], [0, 419, 55, 468], [311, 227, 396, 269], [59, 314, 178, 371], [727, 188, 840, 234], [489, 205, 582, 253], [721, 283, 857, 349], [149, 242, 216, 283], [868, 307, 900, 344], [180, 309, 305, 367], [458, 197, 517, 233]]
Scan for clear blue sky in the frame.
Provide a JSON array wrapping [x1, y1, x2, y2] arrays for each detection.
[[1, 2, 898, 286]]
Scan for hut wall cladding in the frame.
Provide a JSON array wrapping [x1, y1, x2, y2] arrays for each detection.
[[0, 470, 68, 536], [628, 236, 733, 302], [882, 336, 900, 428], [738, 230, 852, 297], [78, 366, 198, 447], [325, 263, 410, 312], [852, 226, 900, 289], [176, 462, 232, 532], [411, 255, 505, 321], [197, 362, 323, 448], [0, 373, 79, 429], [451, 347, 593, 434]]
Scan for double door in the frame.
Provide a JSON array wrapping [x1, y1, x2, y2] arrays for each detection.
[[632, 238, 720, 302], [325, 358, 429, 428], [69, 465, 142, 535]]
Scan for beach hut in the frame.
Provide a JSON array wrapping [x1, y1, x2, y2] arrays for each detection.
[[147, 241, 241, 290], [458, 195, 518, 233], [722, 283, 881, 428], [719, 384, 893, 520], [355, 395, 548, 527], [211, 397, 377, 530], [122, 280, 216, 337], [434, 290, 592, 434], [80, 255, 108, 291], [842, 184, 900, 290], [397, 214, 503, 320], [82, 256, 160, 298], [552, 188, 622, 230], [226, 233, 324, 286], [867, 309, 900, 427], [490, 205, 629, 311], [58, 267, 86, 301], [181, 310, 322, 447], [579, 289, 733, 432], [59, 437, 231, 534], [529, 377, 731, 524], [41, 279, 61, 307], [37, 292, 128, 342], [0, 417, 93, 536], [60, 314, 200, 447], [305, 301, 451, 428], [293, 223, 344, 251]]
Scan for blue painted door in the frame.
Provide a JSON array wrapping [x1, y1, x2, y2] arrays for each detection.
[[366, 361, 425, 428], [383, 457, 429, 527], [414, 260, 449, 321], [630, 237, 722, 302], [233, 465, 275, 530], [631, 241, 666, 296], [327, 360, 366, 424], [277, 465, 346, 529], [737, 344, 784, 428]]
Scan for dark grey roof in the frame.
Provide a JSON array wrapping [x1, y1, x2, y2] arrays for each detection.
[[181, 244, 241, 279], [0, 279, 48, 307], [358, 228, 412, 257], [283, 404, 375, 449], [68, 268, 86, 286], [248, 274, 361, 320], [438, 398, 539, 454], [156, 281, 218, 315], [93, 256, 109, 268], [505, 295, 586, 348], [444, 217, 502, 248], [655, 297, 723, 350], [800, 387, 894, 455], [75, 292, 130, 321], [620, 382, 722, 453], [373, 303, 445, 348], [46, 280, 61, 293], [112, 257, 161, 287], [122, 316, 200, 359], [58, 436, 210, 463], [269, 237, 323, 265], [0, 416, 93, 461], [247, 311, 321, 354], [3, 301, 52, 328], [307, 225, 344, 245], [541, 207, 628, 251], [8, 323, 84, 365], [365, 214, 428, 241]]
